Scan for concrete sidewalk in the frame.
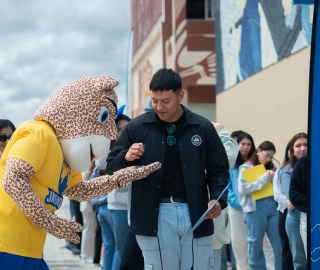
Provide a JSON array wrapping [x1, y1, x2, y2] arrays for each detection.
[[43, 198, 101, 270]]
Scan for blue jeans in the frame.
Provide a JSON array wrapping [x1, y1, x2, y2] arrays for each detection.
[[136, 203, 214, 270], [110, 210, 130, 259], [244, 197, 281, 270], [97, 203, 119, 270], [285, 209, 307, 270], [212, 248, 222, 270]]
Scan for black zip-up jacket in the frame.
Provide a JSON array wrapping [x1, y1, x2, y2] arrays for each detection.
[[289, 155, 308, 213], [107, 105, 229, 238]]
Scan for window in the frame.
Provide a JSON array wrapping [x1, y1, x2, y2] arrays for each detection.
[[186, 0, 214, 20]]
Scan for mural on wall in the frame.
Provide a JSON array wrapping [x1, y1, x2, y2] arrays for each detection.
[[215, 0, 313, 92]]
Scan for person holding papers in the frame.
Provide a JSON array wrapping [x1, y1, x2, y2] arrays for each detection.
[[107, 68, 229, 270], [238, 141, 281, 270]]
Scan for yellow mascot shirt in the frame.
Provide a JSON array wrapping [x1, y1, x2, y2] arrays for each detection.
[[0, 120, 82, 259]]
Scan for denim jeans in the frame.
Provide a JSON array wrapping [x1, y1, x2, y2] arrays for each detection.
[[136, 202, 214, 270], [285, 209, 307, 270], [244, 197, 281, 270], [212, 248, 222, 270], [109, 210, 130, 259], [97, 203, 119, 270]]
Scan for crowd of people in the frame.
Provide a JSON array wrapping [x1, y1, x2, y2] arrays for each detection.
[[0, 68, 309, 270]]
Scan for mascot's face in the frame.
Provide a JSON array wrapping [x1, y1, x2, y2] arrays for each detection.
[[34, 76, 118, 172]]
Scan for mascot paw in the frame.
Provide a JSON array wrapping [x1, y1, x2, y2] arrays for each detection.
[[45, 214, 83, 243], [113, 161, 161, 188]]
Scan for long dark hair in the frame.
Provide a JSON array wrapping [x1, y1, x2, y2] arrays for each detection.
[[286, 132, 308, 168], [0, 119, 16, 133], [282, 141, 291, 167], [248, 141, 276, 170], [234, 132, 256, 169]]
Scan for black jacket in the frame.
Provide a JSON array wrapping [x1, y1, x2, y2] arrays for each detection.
[[107, 106, 229, 238], [289, 155, 308, 213]]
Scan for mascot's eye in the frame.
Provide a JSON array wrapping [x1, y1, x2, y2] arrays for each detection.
[[98, 106, 110, 123]]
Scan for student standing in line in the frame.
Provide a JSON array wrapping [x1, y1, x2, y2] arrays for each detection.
[[273, 141, 294, 270], [228, 132, 255, 270], [107, 68, 229, 270], [229, 133, 274, 270], [211, 122, 239, 270], [281, 133, 307, 269], [238, 141, 281, 270]]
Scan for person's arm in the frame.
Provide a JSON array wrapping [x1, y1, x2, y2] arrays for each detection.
[[289, 156, 308, 212], [206, 124, 230, 210], [65, 162, 161, 201], [3, 158, 82, 244], [273, 168, 288, 213], [238, 165, 270, 196], [213, 123, 239, 168], [280, 165, 292, 200]]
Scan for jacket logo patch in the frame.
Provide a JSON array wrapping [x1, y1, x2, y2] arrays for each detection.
[[191, 135, 202, 146]]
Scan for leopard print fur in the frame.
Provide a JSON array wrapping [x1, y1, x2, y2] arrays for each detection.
[[65, 162, 161, 201], [34, 76, 119, 141], [3, 158, 83, 244]]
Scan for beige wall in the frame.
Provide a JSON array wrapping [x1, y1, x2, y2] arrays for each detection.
[[216, 46, 310, 163]]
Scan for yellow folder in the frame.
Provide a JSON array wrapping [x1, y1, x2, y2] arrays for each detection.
[[243, 164, 274, 201]]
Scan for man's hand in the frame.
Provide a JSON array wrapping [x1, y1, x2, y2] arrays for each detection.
[[205, 200, 222, 219], [125, 143, 145, 161]]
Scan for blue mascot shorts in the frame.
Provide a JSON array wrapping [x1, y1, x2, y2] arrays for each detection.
[[0, 252, 49, 270]]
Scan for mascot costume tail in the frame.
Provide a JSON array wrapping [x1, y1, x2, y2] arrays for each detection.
[[0, 76, 161, 269]]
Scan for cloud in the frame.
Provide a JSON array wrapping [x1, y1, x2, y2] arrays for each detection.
[[0, 0, 131, 126]]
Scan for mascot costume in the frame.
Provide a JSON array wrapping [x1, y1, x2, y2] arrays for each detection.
[[0, 76, 161, 269]]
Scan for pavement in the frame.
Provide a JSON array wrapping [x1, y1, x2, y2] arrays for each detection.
[[43, 198, 102, 270]]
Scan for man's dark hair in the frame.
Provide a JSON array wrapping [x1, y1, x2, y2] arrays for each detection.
[[149, 68, 182, 93]]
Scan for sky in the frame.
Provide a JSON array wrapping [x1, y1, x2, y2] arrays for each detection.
[[0, 0, 131, 127]]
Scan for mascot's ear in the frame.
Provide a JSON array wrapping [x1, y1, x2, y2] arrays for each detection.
[[95, 76, 119, 91]]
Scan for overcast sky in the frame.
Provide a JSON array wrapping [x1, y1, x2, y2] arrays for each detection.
[[0, 0, 131, 127]]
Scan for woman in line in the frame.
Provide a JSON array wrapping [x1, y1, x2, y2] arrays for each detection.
[[229, 133, 275, 270], [0, 119, 16, 159], [281, 133, 307, 269], [238, 141, 281, 270], [228, 132, 255, 269], [273, 141, 294, 270]]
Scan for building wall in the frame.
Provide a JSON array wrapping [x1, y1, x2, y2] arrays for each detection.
[[215, 0, 313, 93], [216, 46, 310, 161], [132, 0, 162, 54], [131, 34, 163, 117]]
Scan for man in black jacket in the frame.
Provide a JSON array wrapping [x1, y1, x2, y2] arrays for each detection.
[[289, 155, 308, 257], [107, 68, 229, 269]]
